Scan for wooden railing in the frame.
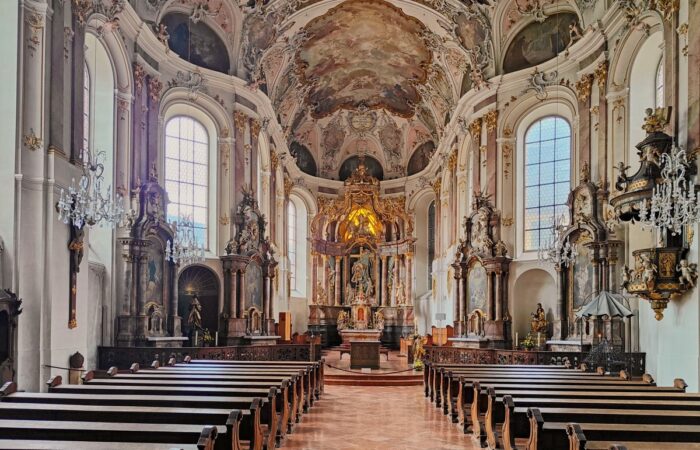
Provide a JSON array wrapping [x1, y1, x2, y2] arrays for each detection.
[[98, 343, 323, 370], [419, 346, 646, 376]]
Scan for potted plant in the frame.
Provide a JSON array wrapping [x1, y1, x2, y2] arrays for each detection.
[[521, 333, 536, 351]]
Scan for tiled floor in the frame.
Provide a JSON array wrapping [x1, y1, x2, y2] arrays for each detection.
[[283, 384, 480, 450]]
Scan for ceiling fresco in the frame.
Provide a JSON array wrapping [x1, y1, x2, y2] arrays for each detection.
[[295, 0, 432, 119]]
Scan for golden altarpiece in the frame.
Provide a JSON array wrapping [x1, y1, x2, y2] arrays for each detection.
[[308, 162, 416, 347], [451, 193, 512, 348]]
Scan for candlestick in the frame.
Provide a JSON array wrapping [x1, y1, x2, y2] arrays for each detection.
[[215, 331, 219, 346], [194, 330, 198, 347], [515, 332, 519, 349]]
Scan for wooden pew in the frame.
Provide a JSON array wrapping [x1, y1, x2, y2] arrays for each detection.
[[542, 417, 700, 450], [566, 422, 700, 450], [47, 377, 277, 450], [85, 371, 296, 438], [520, 407, 700, 450], [1, 380, 265, 450]]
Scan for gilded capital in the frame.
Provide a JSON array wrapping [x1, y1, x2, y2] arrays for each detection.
[[483, 110, 499, 134], [575, 74, 594, 103]]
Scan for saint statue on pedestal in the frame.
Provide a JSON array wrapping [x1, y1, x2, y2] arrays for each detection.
[[188, 295, 203, 329]]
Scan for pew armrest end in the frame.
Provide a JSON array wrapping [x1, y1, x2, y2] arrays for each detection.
[[129, 363, 140, 373], [565, 423, 587, 450], [184, 355, 192, 364], [0, 381, 17, 397], [46, 375, 62, 388], [197, 425, 218, 450], [642, 373, 655, 384], [674, 378, 689, 391], [151, 360, 160, 369]]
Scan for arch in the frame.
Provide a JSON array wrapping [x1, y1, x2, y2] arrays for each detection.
[[512, 268, 556, 341], [161, 12, 231, 74], [288, 193, 309, 298], [410, 187, 437, 298], [509, 96, 577, 259], [407, 141, 436, 176], [177, 265, 221, 337], [502, 12, 579, 74], [338, 155, 384, 181]]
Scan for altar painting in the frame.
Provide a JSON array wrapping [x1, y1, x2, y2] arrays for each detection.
[[245, 262, 263, 311], [468, 262, 487, 313], [572, 243, 592, 310], [142, 238, 164, 306]]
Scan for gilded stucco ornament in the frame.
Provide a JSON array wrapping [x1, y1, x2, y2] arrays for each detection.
[[23, 129, 42, 152], [575, 74, 594, 103]]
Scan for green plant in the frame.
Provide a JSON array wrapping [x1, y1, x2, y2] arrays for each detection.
[[521, 333, 536, 350]]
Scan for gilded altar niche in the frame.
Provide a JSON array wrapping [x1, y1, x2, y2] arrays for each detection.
[[451, 192, 511, 348], [547, 170, 624, 352], [220, 187, 278, 343], [116, 181, 181, 347], [308, 160, 416, 347]]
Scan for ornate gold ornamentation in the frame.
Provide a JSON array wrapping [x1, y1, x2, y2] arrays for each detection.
[[250, 119, 261, 138], [483, 110, 498, 134], [25, 10, 45, 55], [432, 179, 441, 196], [594, 61, 608, 92], [148, 77, 163, 102], [447, 148, 458, 172], [220, 141, 230, 174], [612, 98, 625, 124], [157, 23, 170, 52], [469, 118, 482, 141], [501, 216, 514, 227], [283, 175, 294, 197], [72, 0, 94, 27], [233, 111, 247, 133], [219, 214, 230, 226], [503, 126, 513, 138], [502, 142, 513, 180], [270, 149, 279, 172], [480, 145, 487, 167], [590, 105, 600, 131], [687, 224, 695, 245], [642, 107, 670, 133], [655, 0, 679, 21], [575, 74, 594, 103], [133, 63, 146, 93], [23, 128, 42, 151]]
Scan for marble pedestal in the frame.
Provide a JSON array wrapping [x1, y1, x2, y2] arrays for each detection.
[[339, 329, 382, 345], [241, 335, 281, 346], [146, 336, 188, 348], [448, 336, 490, 349]]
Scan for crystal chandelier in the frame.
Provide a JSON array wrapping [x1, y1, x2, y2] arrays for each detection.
[[166, 217, 205, 265], [638, 144, 700, 237], [57, 150, 124, 229], [538, 215, 578, 267]]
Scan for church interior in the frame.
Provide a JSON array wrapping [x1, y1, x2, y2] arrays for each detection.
[[1, 0, 700, 448]]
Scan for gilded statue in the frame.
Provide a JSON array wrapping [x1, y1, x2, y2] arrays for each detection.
[[188, 295, 203, 329], [530, 303, 547, 334], [373, 310, 385, 330], [336, 310, 349, 331], [315, 282, 327, 305]]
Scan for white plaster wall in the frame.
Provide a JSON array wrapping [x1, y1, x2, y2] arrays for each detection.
[[0, 1, 18, 290]]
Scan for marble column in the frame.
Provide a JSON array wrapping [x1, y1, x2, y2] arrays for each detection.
[[311, 252, 318, 304], [553, 264, 566, 340], [263, 272, 271, 319], [374, 255, 380, 303], [406, 253, 413, 305], [229, 268, 238, 319], [16, 0, 49, 392], [392, 256, 399, 306], [494, 270, 502, 321], [381, 256, 388, 306], [486, 272, 494, 321], [453, 265, 461, 322], [334, 256, 341, 306], [238, 270, 246, 318]]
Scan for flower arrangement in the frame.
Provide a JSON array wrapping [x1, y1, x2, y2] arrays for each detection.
[[521, 333, 536, 350]]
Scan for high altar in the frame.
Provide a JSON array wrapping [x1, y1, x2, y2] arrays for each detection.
[[308, 161, 416, 347]]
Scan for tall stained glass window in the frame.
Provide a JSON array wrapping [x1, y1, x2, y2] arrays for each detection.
[[164, 116, 209, 248], [288, 201, 297, 291], [524, 116, 572, 251]]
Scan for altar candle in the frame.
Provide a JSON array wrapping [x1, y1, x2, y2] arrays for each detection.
[[195, 331, 198, 347], [537, 332, 541, 347], [215, 331, 219, 346], [515, 332, 519, 348]]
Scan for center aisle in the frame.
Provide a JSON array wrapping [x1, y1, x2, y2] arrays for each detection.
[[284, 384, 481, 450]]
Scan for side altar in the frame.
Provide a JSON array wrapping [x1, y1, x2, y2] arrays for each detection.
[[307, 161, 415, 348]]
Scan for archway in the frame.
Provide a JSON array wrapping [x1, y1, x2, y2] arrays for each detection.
[[512, 269, 556, 340], [178, 266, 221, 340]]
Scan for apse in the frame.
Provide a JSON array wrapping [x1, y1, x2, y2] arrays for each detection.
[[338, 156, 384, 181]]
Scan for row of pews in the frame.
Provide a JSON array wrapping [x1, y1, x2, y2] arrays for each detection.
[[0, 357, 323, 450], [424, 361, 700, 449]]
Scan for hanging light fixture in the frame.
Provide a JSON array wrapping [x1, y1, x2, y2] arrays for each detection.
[[166, 217, 205, 265], [57, 151, 125, 229], [538, 214, 578, 267], [637, 143, 700, 237]]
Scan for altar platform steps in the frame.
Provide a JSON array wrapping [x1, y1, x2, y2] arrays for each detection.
[[325, 373, 424, 387]]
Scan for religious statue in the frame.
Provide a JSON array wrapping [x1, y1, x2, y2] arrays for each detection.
[[345, 283, 355, 304], [412, 335, 427, 370], [678, 259, 698, 287], [395, 280, 406, 305], [530, 303, 548, 334], [621, 265, 632, 289], [315, 282, 327, 305], [373, 310, 385, 331], [147, 303, 164, 335], [494, 240, 508, 257], [640, 255, 658, 287], [472, 208, 493, 254], [336, 310, 349, 331], [188, 295, 203, 329]]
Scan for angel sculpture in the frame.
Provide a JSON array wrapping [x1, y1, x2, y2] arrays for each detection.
[[336, 311, 349, 331], [641, 258, 658, 287], [677, 259, 698, 287], [621, 265, 633, 288]]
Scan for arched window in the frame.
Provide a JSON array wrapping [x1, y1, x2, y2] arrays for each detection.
[[287, 201, 297, 292], [82, 62, 90, 159], [164, 116, 210, 248], [427, 200, 436, 286], [655, 57, 664, 108], [524, 116, 571, 251]]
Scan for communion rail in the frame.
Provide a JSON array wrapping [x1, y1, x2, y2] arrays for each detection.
[[98, 343, 323, 370]]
